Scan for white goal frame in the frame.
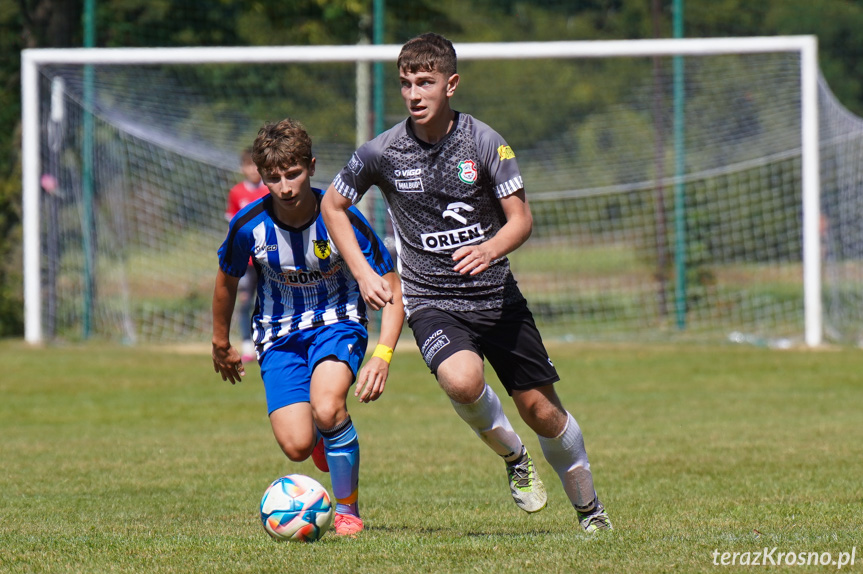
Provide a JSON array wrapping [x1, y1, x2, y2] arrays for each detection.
[[20, 36, 821, 345]]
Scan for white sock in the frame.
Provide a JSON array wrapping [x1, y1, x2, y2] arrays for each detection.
[[450, 384, 524, 462], [537, 412, 597, 512]]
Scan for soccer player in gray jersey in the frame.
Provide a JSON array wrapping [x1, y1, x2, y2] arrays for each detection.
[[322, 32, 612, 533]]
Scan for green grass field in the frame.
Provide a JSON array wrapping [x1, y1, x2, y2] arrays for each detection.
[[2, 339, 862, 573]]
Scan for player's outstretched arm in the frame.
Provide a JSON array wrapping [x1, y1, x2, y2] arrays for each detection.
[[355, 271, 404, 403], [212, 269, 245, 384], [452, 189, 533, 275], [321, 186, 393, 310]]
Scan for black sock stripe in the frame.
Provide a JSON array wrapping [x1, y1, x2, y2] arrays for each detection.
[[317, 415, 352, 438]]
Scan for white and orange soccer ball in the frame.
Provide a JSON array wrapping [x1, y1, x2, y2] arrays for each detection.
[[259, 474, 334, 542]]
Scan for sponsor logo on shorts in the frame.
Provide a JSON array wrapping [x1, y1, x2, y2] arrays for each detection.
[[420, 223, 484, 251], [347, 153, 364, 175], [421, 329, 450, 365], [395, 178, 424, 192]]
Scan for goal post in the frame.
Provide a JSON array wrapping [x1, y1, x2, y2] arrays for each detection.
[[20, 36, 827, 346]]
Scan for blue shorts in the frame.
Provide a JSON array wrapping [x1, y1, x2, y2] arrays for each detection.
[[259, 322, 368, 414]]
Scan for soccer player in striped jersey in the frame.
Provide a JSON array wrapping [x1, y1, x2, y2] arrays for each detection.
[[224, 147, 269, 363], [212, 118, 404, 536], [322, 33, 612, 533]]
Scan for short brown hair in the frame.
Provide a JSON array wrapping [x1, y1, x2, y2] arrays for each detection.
[[397, 33, 457, 77], [251, 118, 313, 172]]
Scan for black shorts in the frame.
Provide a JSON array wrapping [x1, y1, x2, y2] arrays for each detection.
[[407, 302, 560, 395]]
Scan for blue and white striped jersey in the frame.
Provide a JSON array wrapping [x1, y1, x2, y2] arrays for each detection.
[[218, 189, 394, 356]]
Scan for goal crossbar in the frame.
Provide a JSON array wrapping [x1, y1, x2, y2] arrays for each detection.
[[20, 36, 822, 345]]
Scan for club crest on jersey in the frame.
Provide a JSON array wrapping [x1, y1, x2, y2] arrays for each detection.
[[497, 145, 516, 160], [313, 239, 331, 259], [457, 159, 478, 184]]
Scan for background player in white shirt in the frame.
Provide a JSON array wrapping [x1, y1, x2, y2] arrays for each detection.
[[322, 33, 612, 533], [212, 118, 404, 536]]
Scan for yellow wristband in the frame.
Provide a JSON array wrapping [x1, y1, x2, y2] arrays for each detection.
[[372, 344, 393, 364]]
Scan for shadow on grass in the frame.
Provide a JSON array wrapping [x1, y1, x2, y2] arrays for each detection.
[[366, 525, 555, 537]]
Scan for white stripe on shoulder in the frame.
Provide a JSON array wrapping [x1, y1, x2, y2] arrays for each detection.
[[495, 175, 524, 198], [333, 174, 358, 203]]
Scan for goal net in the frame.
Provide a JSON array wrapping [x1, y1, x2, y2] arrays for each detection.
[[21, 38, 863, 346]]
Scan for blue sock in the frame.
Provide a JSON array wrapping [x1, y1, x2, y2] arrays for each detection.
[[320, 416, 359, 517]]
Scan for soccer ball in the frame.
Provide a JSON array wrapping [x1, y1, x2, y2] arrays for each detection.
[[260, 474, 334, 542]]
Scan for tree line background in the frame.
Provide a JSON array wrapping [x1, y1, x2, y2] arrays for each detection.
[[2, 0, 863, 337]]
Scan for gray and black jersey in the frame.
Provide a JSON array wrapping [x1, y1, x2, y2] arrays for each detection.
[[332, 112, 527, 315]]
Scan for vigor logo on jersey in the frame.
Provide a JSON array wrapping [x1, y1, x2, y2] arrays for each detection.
[[394, 168, 422, 177], [313, 239, 331, 259], [254, 244, 278, 254], [394, 168, 424, 192], [457, 159, 478, 184], [497, 145, 516, 160]]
